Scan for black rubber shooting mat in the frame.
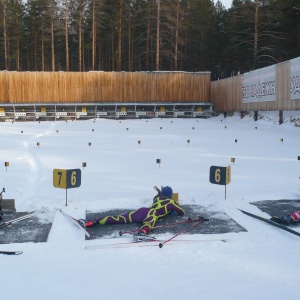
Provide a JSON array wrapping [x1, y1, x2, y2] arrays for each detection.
[[85, 205, 247, 240], [251, 199, 300, 226], [0, 212, 52, 244]]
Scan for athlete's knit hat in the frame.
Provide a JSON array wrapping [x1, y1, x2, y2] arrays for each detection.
[[161, 186, 173, 198]]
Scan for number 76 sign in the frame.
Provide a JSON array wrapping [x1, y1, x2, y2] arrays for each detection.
[[53, 169, 81, 206]]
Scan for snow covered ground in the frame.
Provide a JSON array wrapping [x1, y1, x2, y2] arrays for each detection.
[[1, 111, 300, 300]]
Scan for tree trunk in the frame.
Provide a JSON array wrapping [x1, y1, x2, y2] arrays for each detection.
[[65, 0, 69, 71], [128, 13, 131, 71], [16, 36, 20, 71], [51, 2, 55, 71], [174, 0, 180, 71], [42, 20, 45, 71], [185, 0, 190, 64], [146, 0, 151, 70], [156, 0, 160, 71], [34, 33, 37, 70], [254, 0, 258, 68], [78, 0, 82, 71], [92, 0, 96, 70], [111, 26, 114, 70], [3, 2, 8, 70], [117, 0, 123, 71]]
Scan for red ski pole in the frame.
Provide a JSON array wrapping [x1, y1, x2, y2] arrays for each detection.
[[158, 218, 209, 248]]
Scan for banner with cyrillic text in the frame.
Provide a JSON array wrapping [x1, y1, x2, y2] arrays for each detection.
[[290, 57, 300, 100], [242, 65, 276, 103]]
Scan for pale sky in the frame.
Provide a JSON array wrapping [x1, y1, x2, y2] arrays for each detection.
[[214, 0, 232, 9]]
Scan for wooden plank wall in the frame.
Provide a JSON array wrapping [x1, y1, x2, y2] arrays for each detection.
[[0, 71, 211, 103], [211, 75, 243, 112], [211, 60, 300, 112]]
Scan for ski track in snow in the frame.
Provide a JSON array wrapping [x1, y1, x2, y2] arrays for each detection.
[[15, 122, 58, 209]]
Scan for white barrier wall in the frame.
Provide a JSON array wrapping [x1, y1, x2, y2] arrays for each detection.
[[291, 57, 300, 100], [211, 56, 300, 112], [242, 65, 276, 103]]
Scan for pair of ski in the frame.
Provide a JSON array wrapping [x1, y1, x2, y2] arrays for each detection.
[[85, 217, 227, 250], [86, 238, 227, 250]]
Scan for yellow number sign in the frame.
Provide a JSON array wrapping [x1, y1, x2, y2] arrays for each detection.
[[53, 169, 81, 189], [209, 166, 231, 185]]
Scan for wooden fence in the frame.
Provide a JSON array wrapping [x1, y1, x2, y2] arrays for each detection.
[[0, 71, 211, 104], [211, 59, 300, 112], [2, 59, 299, 113]]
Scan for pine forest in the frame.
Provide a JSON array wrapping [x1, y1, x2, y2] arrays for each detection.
[[0, 0, 299, 80]]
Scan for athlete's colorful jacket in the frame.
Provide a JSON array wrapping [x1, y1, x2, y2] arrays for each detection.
[[291, 211, 300, 221], [140, 196, 185, 233]]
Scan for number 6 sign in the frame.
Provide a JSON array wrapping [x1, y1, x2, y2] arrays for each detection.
[[209, 166, 231, 185], [209, 166, 231, 199]]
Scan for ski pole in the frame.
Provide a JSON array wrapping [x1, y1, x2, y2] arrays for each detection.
[[119, 218, 197, 236], [158, 217, 209, 248]]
